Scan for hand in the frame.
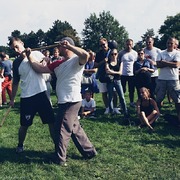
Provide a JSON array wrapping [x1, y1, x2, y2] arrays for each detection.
[[21, 48, 31, 58], [59, 40, 71, 49], [25, 48, 32, 57]]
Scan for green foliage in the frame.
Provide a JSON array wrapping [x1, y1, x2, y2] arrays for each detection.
[[158, 13, 180, 49], [0, 91, 180, 179], [82, 11, 128, 52], [45, 20, 80, 47]]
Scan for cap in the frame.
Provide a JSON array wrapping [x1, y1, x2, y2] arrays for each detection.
[[61, 37, 75, 46]]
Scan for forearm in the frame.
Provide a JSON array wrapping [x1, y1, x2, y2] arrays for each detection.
[[68, 45, 89, 65], [28, 54, 51, 73], [157, 60, 179, 68], [11, 83, 19, 102]]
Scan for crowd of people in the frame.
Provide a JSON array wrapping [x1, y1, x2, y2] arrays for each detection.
[[0, 35, 179, 166]]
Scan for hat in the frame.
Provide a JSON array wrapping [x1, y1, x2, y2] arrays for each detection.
[[61, 37, 75, 46]]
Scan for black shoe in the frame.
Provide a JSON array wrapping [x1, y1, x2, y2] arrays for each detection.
[[84, 151, 97, 159]]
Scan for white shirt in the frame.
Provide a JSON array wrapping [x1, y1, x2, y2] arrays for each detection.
[[55, 55, 84, 103], [144, 47, 161, 77], [119, 50, 137, 76], [157, 49, 180, 80], [18, 51, 47, 98], [82, 98, 96, 111]]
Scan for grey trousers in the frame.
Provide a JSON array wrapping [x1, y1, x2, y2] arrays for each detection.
[[55, 101, 96, 162]]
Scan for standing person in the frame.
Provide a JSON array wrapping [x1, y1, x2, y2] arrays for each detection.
[[0, 52, 13, 105], [133, 49, 155, 98], [50, 47, 64, 92], [8, 37, 55, 153], [27, 37, 97, 165], [136, 87, 160, 130], [105, 49, 129, 121], [156, 37, 180, 126], [118, 39, 137, 107], [42, 50, 52, 104], [144, 37, 162, 99], [81, 49, 98, 98], [94, 38, 119, 114]]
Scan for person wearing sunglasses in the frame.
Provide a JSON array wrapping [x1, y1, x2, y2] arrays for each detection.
[[133, 49, 155, 98], [105, 48, 130, 123], [94, 38, 119, 115]]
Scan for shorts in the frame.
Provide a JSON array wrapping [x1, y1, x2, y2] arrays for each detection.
[[156, 80, 180, 103], [20, 91, 55, 126], [97, 80, 107, 93]]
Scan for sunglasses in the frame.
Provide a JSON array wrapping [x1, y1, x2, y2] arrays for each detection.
[[100, 44, 106, 47], [111, 53, 117, 56]]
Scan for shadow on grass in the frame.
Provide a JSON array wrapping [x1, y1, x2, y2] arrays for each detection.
[[0, 147, 53, 164], [0, 147, 90, 164], [140, 139, 180, 149]]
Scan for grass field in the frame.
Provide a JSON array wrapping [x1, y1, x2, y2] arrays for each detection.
[[0, 91, 180, 180]]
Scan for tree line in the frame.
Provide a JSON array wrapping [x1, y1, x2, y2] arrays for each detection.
[[0, 11, 179, 57]]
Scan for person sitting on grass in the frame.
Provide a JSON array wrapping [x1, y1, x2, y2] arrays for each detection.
[[81, 89, 96, 118], [136, 87, 160, 130]]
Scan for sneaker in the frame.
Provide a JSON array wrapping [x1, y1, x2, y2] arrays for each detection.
[[84, 150, 97, 159], [16, 146, 24, 153], [78, 115, 81, 120], [113, 108, 121, 114], [104, 108, 109, 114], [117, 105, 121, 111], [59, 161, 68, 167]]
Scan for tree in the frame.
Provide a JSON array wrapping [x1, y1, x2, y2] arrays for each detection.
[[134, 28, 160, 50], [158, 13, 180, 49], [45, 20, 80, 47], [82, 11, 128, 52]]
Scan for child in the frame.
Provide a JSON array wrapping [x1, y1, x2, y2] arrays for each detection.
[[81, 89, 96, 118], [136, 87, 160, 130]]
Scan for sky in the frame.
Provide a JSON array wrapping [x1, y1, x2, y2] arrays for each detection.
[[0, 0, 179, 46]]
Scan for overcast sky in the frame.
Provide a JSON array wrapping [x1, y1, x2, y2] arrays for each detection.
[[0, 0, 179, 46]]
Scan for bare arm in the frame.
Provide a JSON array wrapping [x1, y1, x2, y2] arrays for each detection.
[[25, 49, 52, 73], [9, 83, 19, 107], [157, 60, 179, 68], [106, 63, 122, 75], [150, 99, 160, 115]]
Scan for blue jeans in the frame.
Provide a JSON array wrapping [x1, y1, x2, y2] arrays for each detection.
[[107, 80, 128, 115]]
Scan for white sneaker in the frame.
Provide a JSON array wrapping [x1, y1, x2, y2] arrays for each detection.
[[113, 108, 121, 114], [104, 108, 109, 114]]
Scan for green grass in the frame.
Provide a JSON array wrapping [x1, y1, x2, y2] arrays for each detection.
[[0, 91, 180, 180]]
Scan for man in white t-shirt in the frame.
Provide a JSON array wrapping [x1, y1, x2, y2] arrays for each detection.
[[26, 37, 97, 166], [118, 39, 137, 107], [144, 37, 161, 99], [8, 37, 55, 154], [156, 37, 180, 125]]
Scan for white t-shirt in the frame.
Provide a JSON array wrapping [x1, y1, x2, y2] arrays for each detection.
[[157, 49, 180, 80], [54, 55, 84, 103], [82, 98, 96, 111], [119, 50, 137, 76], [17, 51, 47, 97], [144, 47, 161, 77]]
